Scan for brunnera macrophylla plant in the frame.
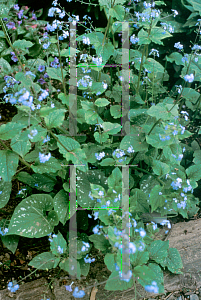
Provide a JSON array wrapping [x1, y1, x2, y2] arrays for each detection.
[[0, 0, 201, 298]]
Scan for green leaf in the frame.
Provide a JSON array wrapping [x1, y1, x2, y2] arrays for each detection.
[[16, 172, 56, 193], [0, 0, 15, 18], [130, 250, 149, 267], [110, 105, 121, 118], [8, 194, 58, 237], [193, 150, 201, 164], [152, 159, 170, 176], [1, 234, 19, 254], [95, 98, 110, 107], [53, 189, 69, 225], [60, 47, 80, 57], [50, 231, 67, 256], [13, 39, 34, 50], [150, 27, 172, 45], [44, 109, 66, 129], [104, 253, 116, 272], [130, 188, 149, 215], [166, 52, 185, 65], [88, 234, 110, 251], [0, 150, 19, 182], [138, 29, 151, 45], [182, 88, 200, 103], [160, 247, 183, 274], [95, 42, 114, 63], [76, 169, 107, 207], [107, 167, 122, 189], [10, 133, 31, 158], [94, 131, 109, 143], [147, 103, 176, 120], [98, 0, 111, 8], [0, 122, 25, 140], [0, 57, 11, 73], [150, 185, 165, 212], [29, 252, 58, 270], [59, 257, 81, 279], [120, 135, 148, 152], [147, 240, 169, 264], [104, 270, 133, 291], [99, 157, 115, 166], [67, 147, 88, 172], [0, 181, 12, 209], [56, 134, 80, 155], [109, 5, 125, 21], [31, 156, 62, 174], [80, 258, 90, 276], [102, 122, 121, 134], [46, 67, 67, 82], [134, 263, 164, 294], [186, 164, 201, 181]]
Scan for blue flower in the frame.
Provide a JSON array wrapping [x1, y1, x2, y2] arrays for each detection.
[[57, 246, 63, 254], [72, 287, 85, 298], [95, 152, 105, 160], [171, 178, 182, 190], [38, 65, 45, 72], [130, 34, 139, 44], [39, 152, 51, 163], [149, 48, 159, 57], [174, 42, 183, 50], [177, 200, 186, 209], [127, 145, 134, 153], [145, 281, 159, 293], [184, 74, 194, 83], [14, 4, 20, 10], [7, 282, 19, 293]]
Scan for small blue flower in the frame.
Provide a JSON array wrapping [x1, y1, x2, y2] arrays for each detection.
[[127, 145, 134, 153], [95, 152, 105, 160], [145, 281, 159, 293], [174, 42, 183, 50], [184, 74, 194, 83], [72, 287, 85, 298], [57, 246, 63, 254], [39, 152, 51, 163], [172, 130, 178, 136], [7, 282, 19, 293], [38, 65, 45, 72]]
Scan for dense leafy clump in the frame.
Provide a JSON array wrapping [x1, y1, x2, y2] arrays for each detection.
[[0, 0, 201, 298]]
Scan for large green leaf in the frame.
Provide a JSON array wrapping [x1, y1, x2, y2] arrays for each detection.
[[0, 122, 25, 140], [29, 252, 58, 270], [8, 194, 59, 238], [120, 135, 148, 152], [31, 156, 62, 174], [16, 172, 56, 193], [0, 150, 19, 182], [44, 109, 66, 129], [109, 5, 125, 21], [46, 67, 67, 82]]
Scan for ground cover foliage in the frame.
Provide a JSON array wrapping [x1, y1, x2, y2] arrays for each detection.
[[0, 0, 201, 298]]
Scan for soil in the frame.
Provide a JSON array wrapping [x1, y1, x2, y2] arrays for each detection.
[[1, 101, 201, 297]]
